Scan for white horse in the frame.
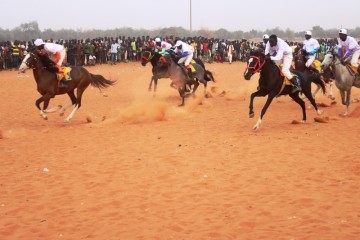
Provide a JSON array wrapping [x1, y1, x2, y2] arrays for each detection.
[[321, 50, 360, 115]]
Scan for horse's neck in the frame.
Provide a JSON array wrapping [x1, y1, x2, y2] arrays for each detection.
[[150, 53, 161, 67]]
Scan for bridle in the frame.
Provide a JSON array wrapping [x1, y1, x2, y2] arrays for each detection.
[[141, 50, 153, 62], [245, 55, 266, 74], [24, 52, 40, 69]]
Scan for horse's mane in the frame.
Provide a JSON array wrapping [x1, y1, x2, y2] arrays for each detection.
[[33, 51, 58, 73]]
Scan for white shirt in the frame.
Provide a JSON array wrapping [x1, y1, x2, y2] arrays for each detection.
[[110, 43, 120, 53], [265, 37, 292, 61], [44, 43, 64, 54], [337, 36, 360, 52], [174, 40, 194, 54], [303, 38, 320, 54]]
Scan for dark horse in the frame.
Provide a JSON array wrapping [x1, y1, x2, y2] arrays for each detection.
[[141, 48, 215, 95], [19, 51, 115, 121], [243, 50, 325, 130], [293, 48, 334, 99]]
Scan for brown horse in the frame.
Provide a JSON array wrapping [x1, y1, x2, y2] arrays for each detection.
[[19, 51, 115, 121]]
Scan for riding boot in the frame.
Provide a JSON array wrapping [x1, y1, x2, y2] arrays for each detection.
[[59, 78, 68, 88], [290, 76, 302, 93]]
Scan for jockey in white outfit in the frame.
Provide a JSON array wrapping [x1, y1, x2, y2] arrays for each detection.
[[302, 30, 320, 73], [174, 40, 194, 70], [337, 28, 360, 74], [34, 38, 68, 88], [265, 34, 301, 93]]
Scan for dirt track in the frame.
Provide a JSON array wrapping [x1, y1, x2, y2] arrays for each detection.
[[1, 62, 360, 240]]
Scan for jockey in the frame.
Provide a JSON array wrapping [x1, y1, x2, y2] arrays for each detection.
[[34, 38, 67, 88], [302, 31, 320, 74], [262, 34, 269, 49], [265, 34, 301, 93], [337, 28, 360, 75], [174, 40, 195, 75], [154, 37, 172, 56]]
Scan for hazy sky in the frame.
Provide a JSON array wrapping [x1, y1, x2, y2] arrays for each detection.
[[2, 0, 359, 32]]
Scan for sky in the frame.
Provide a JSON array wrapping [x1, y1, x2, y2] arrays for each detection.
[[1, 0, 360, 32]]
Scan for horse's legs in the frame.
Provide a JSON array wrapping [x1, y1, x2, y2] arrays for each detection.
[[253, 94, 277, 130], [35, 93, 55, 120], [60, 91, 76, 116], [289, 93, 307, 121], [339, 89, 350, 115], [148, 76, 154, 91], [191, 80, 200, 95], [249, 90, 266, 118], [302, 87, 323, 115], [328, 81, 335, 100], [178, 86, 186, 106]]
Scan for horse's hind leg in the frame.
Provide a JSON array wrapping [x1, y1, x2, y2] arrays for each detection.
[[289, 93, 307, 122], [60, 91, 76, 116], [302, 90, 323, 115]]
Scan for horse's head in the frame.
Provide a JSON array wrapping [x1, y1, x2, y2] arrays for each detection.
[[19, 52, 40, 72], [243, 50, 266, 80], [141, 49, 153, 66], [321, 49, 337, 70]]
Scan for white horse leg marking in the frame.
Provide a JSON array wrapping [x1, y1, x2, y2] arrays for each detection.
[[65, 105, 79, 122], [43, 105, 62, 113], [317, 109, 324, 115], [253, 117, 262, 130], [59, 102, 73, 116], [39, 110, 48, 120]]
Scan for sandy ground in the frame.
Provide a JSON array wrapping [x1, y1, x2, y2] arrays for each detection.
[[1, 61, 360, 240]]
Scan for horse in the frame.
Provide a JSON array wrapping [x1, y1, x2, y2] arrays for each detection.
[[294, 49, 334, 99], [321, 50, 360, 116], [152, 54, 213, 106], [18, 51, 115, 121], [141, 49, 215, 95], [243, 50, 324, 130]]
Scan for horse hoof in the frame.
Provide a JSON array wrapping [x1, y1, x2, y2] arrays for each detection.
[[249, 113, 255, 118], [59, 112, 64, 117]]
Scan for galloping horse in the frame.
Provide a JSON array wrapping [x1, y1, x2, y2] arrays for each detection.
[[141, 49, 214, 95], [19, 51, 115, 121], [293, 49, 330, 98], [321, 50, 360, 115], [155, 54, 213, 106], [243, 50, 324, 130]]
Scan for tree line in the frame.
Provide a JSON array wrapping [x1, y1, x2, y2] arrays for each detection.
[[1, 21, 359, 42]]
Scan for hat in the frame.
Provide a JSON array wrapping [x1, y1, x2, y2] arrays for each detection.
[[305, 30, 312, 36], [34, 38, 45, 46], [175, 40, 182, 47], [155, 37, 161, 42], [263, 34, 269, 39], [339, 28, 347, 35]]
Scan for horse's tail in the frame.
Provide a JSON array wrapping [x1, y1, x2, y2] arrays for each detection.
[[204, 70, 215, 82], [309, 74, 326, 95], [90, 73, 116, 89]]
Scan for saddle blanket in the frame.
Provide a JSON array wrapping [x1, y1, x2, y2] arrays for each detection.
[[56, 67, 72, 81]]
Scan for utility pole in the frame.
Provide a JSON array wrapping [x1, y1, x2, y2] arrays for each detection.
[[190, 0, 192, 32]]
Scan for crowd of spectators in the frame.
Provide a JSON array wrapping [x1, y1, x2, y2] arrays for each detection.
[[0, 35, 342, 71]]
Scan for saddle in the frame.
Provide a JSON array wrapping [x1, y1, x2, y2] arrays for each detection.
[[276, 65, 293, 86], [312, 60, 322, 73], [344, 64, 359, 76], [56, 67, 72, 81]]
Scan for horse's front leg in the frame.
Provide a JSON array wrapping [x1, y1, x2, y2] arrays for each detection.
[[35, 93, 55, 120], [253, 94, 276, 130], [249, 89, 264, 118], [178, 86, 186, 106], [328, 81, 335, 100], [148, 76, 154, 92], [339, 89, 350, 116]]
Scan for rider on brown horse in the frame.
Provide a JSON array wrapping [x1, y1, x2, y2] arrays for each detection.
[[34, 38, 68, 88]]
